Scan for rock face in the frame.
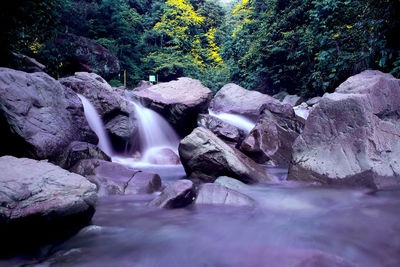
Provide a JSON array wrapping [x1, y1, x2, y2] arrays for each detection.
[[133, 77, 212, 135], [0, 156, 97, 253], [71, 159, 161, 196], [209, 83, 281, 118], [240, 108, 304, 166], [9, 52, 46, 73], [179, 127, 275, 184], [195, 183, 255, 207], [55, 33, 120, 80], [197, 114, 245, 145], [57, 141, 111, 170], [288, 71, 400, 189], [148, 180, 195, 209], [60, 72, 137, 151], [0, 68, 96, 160]]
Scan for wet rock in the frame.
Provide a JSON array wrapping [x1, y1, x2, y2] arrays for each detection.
[[272, 91, 289, 101], [0, 156, 97, 254], [54, 33, 120, 80], [145, 147, 181, 165], [179, 127, 274, 183], [214, 176, 249, 190], [148, 179, 195, 209], [306, 96, 322, 106], [71, 159, 161, 196], [195, 183, 255, 207], [282, 94, 305, 106], [104, 114, 137, 152], [293, 102, 310, 122], [288, 70, 400, 189], [133, 77, 212, 135], [0, 68, 96, 160], [197, 114, 245, 145], [210, 83, 281, 118], [57, 141, 111, 170], [240, 106, 304, 167]]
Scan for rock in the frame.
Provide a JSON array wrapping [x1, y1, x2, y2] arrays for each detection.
[[272, 91, 289, 101], [144, 147, 181, 165], [282, 94, 305, 106], [214, 176, 249, 190], [197, 114, 246, 145], [0, 68, 96, 160], [135, 80, 153, 91], [71, 159, 161, 196], [0, 156, 97, 254], [60, 72, 137, 151], [133, 77, 212, 135], [54, 33, 120, 80], [148, 179, 195, 209], [195, 183, 255, 207], [240, 107, 304, 166], [306, 96, 322, 106], [9, 52, 46, 73], [57, 141, 111, 170], [210, 83, 281, 118], [288, 70, 400, 189], [104, 114, 137, 152], [293, 102, 310, 122], [179, 127, 275, 183]]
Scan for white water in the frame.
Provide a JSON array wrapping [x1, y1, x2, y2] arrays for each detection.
[[208, 109, 256, 133], [78, 94, 114, 156]]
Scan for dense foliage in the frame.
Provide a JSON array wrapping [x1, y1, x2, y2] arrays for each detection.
[[1, 0, 399, 96]]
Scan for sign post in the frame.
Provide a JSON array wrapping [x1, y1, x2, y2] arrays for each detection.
[[149, 75, 156, 83]]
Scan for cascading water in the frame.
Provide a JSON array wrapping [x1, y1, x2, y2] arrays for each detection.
[[208, 109, 256, 133], [78, 94, 114, 156]]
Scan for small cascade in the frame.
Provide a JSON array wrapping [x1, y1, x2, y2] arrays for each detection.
[[208, 109, 256, 133], [78, 94, 114, 156]]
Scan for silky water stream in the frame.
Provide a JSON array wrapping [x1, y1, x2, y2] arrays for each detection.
[[4, 97, 399, 267]]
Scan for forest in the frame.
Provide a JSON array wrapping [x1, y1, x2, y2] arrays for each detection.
[[1, 0, 399, 96]]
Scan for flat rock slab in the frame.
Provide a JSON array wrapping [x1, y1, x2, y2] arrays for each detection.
[[148, 180, 195, 209], [195, 183, 255, 207], [0, 156, 97, 254]]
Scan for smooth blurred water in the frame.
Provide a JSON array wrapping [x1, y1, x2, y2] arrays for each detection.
[[208, 109, 256, 133]]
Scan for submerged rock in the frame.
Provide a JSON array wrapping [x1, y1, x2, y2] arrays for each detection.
[[288, 70, 400, 189], [0, 68, 96, 160], [133, 77, 212, 135], [210, 83, 281, 118], [71, 159, 161, 196], [0, 156, 97, 254], [145, 147, 181, 165], [179, 127, 275, 184], [214, 176, 249, 190], [148, 179, 195, 209], [195, 183, 255, 207], [57, 141, 111, 170]]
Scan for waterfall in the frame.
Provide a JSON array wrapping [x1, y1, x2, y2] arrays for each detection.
[[78, 94, 114, 156], [208, 109, 255, 133]]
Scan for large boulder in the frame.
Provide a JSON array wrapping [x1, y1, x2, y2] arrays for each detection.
[[0, 156, 97, 254], [282, 94, 305, 106], [148, 179, 195, 209], [240, 107, 304, 166], [57, 141, 111, 170], [133, 77, 212, 135], [54, 33, 120, 80], [60, 72, 137, 151], [9, 52, 46, 73], [288, 71, 400, 189], [0, 68, 96, 160], [197, 114, 246, 145], [71, 159, 161, 196], [195, 183, 255, 207], [209, 83, 282, 118], [179, 127, 275, 184]]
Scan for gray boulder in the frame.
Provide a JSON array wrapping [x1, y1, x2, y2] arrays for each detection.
[[57, 141, 111, 170], [104, 114, 137, 152], [288, 70, 400, 189], [282, 94, 305, 106], [306, 96, 322, 106], [133, 77, 212, 135], [197, 114, 245, 145], [10, 52, 46, 73], [179, 127, 275, 184], [71, 159, 161, 196], [195, 183, 255, 207], [214, 176, 249, 190], [0, 68, 96, 160], [148, 180, 195, 209], [209, 83, 282, 118], [240, 107, 304, 166], [0, 156, 97, 253]]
